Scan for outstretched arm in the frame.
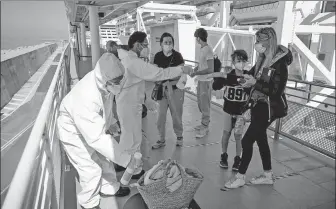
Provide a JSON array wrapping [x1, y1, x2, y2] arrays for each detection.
[[128, 58, 192, 81]]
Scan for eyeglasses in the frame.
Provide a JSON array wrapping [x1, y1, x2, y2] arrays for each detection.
[[107, 75, 124, 85]]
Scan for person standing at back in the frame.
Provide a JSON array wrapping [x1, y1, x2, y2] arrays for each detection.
[[151, 33, 185, 149], [190, 28, 214, 138]]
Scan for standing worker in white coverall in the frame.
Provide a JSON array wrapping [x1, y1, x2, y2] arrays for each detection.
[[115, 31, 193, 176], [57, 53, 141, 209]]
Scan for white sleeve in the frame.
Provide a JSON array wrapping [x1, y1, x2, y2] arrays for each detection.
[[129, 58, 183, 81], [73, 103, 131, 167]]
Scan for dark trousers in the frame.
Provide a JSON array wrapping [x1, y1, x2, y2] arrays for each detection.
[[238, 102, 275, 174]]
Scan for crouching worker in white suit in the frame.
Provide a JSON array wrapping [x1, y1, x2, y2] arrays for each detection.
[[115, 31, 193, 177], [57, 53, 141, 209]]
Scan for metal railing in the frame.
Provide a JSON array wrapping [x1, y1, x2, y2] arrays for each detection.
[[285, 78, 335, 107], [2, 44, 71, 209], [184, 59, 335, 159]]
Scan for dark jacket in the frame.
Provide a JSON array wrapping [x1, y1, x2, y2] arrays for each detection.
[[249, 45, 293, 119], [212, 68, 251, 115]]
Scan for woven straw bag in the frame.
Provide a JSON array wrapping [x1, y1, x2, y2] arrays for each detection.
[[137, 161, 204, 209]]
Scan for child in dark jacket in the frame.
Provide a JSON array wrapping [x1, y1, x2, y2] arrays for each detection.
[[207, 49, 251, 171]]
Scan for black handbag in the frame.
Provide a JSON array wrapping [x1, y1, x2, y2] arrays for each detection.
[[151, 82, 164, 101]]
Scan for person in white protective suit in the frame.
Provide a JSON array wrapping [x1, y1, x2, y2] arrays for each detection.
[[57, 53, 141, 209], [115, 31, 193, 177]]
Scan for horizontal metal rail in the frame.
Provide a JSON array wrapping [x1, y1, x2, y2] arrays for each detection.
[[2, 44, 70, 209]]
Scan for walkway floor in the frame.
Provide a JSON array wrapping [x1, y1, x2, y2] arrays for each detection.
[[72, 94, 335, 209]]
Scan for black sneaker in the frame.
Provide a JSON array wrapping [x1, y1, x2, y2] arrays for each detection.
[[232, 156, 241, 171], [219, 153, 228, 168], [81, 206, 100, 209], [131, 170, 145, 179], [100, 186, 131, 198], [114, 164, 126, 172]]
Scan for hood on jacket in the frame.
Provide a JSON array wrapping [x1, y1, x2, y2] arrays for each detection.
[[94, 53, 124, 93], [117, 48, 130, 61], [270, 45, 293, 66]]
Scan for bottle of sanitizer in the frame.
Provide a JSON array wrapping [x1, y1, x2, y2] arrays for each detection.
[[120, 152, 142, 185]]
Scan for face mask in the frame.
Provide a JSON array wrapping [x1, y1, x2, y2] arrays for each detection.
[[140, 47, 150, 58], [162, 44, 173, 53], [234, 62, 244, 71], [106, 83, 121, 95], [255, 43, 266, 53]]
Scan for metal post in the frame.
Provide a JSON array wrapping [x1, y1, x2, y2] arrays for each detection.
[[273, 119, 281, 140], [89, 6, 100, 69], [219, 1, 230, 65], [308, 84, 312, 102], [80, 23, 88, 61], [77, 27, 82, 57], [275, 1, 294, 46], [136, 10, 141, 31]]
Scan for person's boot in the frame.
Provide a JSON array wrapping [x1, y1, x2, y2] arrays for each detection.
[[114, 163, 126, 172], [131, 170, 145, 179], [100, 186, 131, 197], [232, 156, 241, 171], [81, 206, 100, 209], [219, 153, 228, 168]]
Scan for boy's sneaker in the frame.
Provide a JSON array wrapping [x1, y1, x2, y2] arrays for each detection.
[[232, 156, 241, 171], [219, 153, 228, 168], [152, 140, 166, 149], [195, 126, 209, 138], [176, 137, 183, 146], [225, 173, 246, 189], [250, 171, 274, 185]]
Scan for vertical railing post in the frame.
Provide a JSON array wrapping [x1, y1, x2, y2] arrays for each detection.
[[308, 84, 312, 102], [273, 119, 281, 140]]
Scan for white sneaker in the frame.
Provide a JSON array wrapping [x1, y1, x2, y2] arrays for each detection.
[[225, 173, 246, 189], [194, 124, 204, 130], [250, 171, 274, 185], [195, 126, 209, 138]]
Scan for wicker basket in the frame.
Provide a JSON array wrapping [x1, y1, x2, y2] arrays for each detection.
[[137, 161, 204, 209]]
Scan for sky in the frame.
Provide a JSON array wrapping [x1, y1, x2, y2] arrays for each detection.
[[1, 1, 69, 49]]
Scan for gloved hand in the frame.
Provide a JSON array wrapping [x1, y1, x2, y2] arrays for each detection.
[[127, 153, 143, 173], [145, 99, 158, 113], [108, 122, 120, 135], [182, 65, 193, 75]]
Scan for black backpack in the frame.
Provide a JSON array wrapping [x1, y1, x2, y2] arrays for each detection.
[[214, 55, 222, 72]]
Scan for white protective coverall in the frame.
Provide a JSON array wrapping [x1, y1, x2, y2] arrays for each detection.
[[116, 49, 184, 157], [57, 53, 130, 208]]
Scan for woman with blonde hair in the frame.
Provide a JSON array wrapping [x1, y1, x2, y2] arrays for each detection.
[[224, 27, 293, 189]]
